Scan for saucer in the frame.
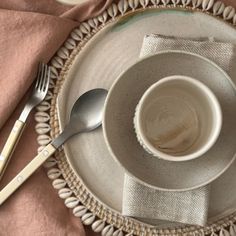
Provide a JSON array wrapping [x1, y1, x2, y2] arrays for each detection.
[[103, 50, 236, 191]]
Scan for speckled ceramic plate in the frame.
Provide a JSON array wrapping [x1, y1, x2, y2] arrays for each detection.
[[36, 1, 236, 235]]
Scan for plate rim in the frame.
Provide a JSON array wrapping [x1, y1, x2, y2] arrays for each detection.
[[35, 1, 236, 236]]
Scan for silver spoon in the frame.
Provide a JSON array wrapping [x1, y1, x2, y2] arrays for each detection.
[[0, 88, 108, 205]]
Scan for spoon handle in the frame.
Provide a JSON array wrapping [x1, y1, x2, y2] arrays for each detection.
[[0, 143, 56, 205]]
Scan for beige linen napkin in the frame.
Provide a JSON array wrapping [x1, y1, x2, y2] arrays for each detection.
[[122, 34, 235, 226]]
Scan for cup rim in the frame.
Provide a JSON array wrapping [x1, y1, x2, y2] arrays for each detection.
[[135, 75, 223, 161]]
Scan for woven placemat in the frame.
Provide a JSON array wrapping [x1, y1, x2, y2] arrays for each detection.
[[35, 1, 236, 235]]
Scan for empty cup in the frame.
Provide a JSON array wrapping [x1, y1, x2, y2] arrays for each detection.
[[134, 75, 222, 161]]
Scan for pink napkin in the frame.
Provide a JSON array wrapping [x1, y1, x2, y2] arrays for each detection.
[[0, 0, 234, 235], [0, 0, 114, 235]]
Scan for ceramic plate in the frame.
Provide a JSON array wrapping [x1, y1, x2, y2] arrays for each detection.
[[103, 50, 236, 191], [35, 2, 236, 235], [56, 9, 236, 221]]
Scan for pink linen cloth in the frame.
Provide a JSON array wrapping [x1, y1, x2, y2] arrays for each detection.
[[0, 0, 234, 235], [0, 1, 114, 235]]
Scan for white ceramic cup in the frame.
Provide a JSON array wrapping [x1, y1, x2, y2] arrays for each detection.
[[134, 75, 222, 161]]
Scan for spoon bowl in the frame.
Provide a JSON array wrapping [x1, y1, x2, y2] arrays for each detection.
[[52, 88, 108, 148], [70, 88, 108, 133]]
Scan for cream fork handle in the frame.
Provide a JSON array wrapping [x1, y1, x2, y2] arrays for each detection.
[[0, 120, 25, 180], [0, 143, 56, 205]]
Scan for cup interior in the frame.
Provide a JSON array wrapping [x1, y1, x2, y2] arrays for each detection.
[[136, 76, 222, 161]]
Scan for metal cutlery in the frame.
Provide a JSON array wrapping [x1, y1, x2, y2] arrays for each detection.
[[0, 63, 50, 180], [0, 88, 108, 205]]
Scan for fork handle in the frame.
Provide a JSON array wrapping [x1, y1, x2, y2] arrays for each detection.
[[0, 143, 56, 205], [0, 120, 25, 180]]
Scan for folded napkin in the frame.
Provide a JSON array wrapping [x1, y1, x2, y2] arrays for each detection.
[[122, 34, 235, 226]]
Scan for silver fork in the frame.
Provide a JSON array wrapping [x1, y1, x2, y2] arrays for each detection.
[[0, 63, 50, 180]]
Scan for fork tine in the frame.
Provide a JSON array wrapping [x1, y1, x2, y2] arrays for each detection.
[[37, 63, 46, 91], [42, 65, 49, 91], [44, 66, 50, 92], [41, 64, 49, 92], [35, 63, 44, 89]]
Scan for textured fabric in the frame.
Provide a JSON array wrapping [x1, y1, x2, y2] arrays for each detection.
[[0, 1, 114, 236], [0, 0, 115, 129], [123, 34, 235, 226], [123, 176, 210, 226], [140, 34, 235, 72]]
